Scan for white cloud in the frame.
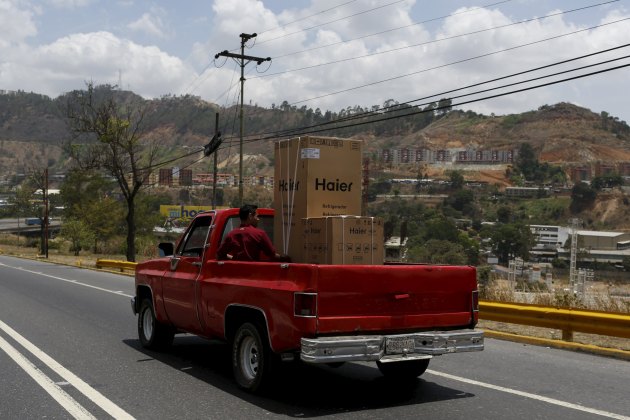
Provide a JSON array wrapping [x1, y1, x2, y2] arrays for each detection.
[[2, 31, 194, 98], [2, 0, 629, 123], [0, 0, 39, 47], [128, 7, 171, 38], [47, 0, 93, 8], [198, 1, 630, 121]]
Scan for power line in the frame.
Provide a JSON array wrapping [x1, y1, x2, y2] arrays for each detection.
[[266, 44, 630, 136], [256, 0, 618, 78], [256, 0, 360, 37], [229, 56, 630, 144], [271, 0, 517, 60], [135, 58, 630, 177], [256, 0, 408, 46], [285, 16, 630, 107], [135, 46, 630, 174], [276, 63, 630, 138]]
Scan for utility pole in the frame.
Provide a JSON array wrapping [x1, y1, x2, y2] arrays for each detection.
[[569, 218, 581, 293], [212, 113, 219, 209], [215, 33, 270, 205], [43, 168, 49, 259]]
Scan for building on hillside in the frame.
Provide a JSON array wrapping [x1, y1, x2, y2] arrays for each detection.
[[384, 236, 407, 262], [529, 224, 630, 263], [505, 186, 550, 198], [159, 168, 172, 186]]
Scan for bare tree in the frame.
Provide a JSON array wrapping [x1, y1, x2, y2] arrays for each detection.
[[65, 83, 159, 261]]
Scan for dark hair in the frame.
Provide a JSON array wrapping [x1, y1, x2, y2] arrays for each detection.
[[239, 204, 258, 221]]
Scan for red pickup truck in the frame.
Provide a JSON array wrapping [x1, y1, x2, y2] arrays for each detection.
[[131, 208, 483, 392]]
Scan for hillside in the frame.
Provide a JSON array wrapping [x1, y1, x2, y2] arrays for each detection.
[[1, 88, 630, 180], [415, 104, 630, 164]]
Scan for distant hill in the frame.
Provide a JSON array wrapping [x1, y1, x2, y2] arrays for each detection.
[[1, 87, 630, 180], [417, 103, 630, 164]]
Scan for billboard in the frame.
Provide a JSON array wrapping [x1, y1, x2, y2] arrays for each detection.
[[159, 205, 212, 219]]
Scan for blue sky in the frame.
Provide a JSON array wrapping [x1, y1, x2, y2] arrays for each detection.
[[2, 0, 630, 123]]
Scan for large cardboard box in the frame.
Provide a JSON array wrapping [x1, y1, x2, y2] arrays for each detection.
[[302, 216, 384, 265], [274, 137, 363, 261]]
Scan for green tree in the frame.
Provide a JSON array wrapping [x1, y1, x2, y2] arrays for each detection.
[[515, 143, 538, 180], [496, 205, 512, 223], [448, 170, 465, 190], [60, 170, 123, 253], [489, 223, 533, 264], [65, 83, 161, 261], [60, 219, 95, 256], [591, 174, 623, 190], [422, 217, 460, 242], [445, 189, 475, 215], [436, 98, 453, 115], [10, 184, 41, 247], [406, 239, 466, 265], [570, 182, 597, 213]]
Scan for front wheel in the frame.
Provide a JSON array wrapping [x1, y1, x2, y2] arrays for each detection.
[[377, 358, 430, 379], [232, 323, 276, 392], [138, 298, 174, 350]]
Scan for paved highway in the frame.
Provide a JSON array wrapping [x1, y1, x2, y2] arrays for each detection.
[[0, 218, 61, 234], [1, 255, 628, 420]]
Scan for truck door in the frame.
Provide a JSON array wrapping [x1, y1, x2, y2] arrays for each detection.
[[161, 215, 212, 334]]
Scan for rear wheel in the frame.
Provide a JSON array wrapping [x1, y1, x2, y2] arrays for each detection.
[[138, 298, 174, 350], [377, 358, 430, 379], [232, 322, 276, 392]]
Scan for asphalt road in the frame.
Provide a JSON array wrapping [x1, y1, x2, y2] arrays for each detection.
[[1, 255, 628, 420]]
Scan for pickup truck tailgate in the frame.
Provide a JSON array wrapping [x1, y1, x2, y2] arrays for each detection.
[[314, 264, 477, 334]]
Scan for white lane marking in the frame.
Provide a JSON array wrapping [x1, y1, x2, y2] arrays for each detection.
[[0, 262, 133, 298], [0, 334, 97, 420], [0, 320, 135, 420], [427, 369, 630, 420]]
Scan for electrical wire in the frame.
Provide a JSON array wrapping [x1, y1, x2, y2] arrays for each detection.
[[285, 16, 630, 107], [256, 0, 359, 37], [255, 0, 619, 78], [266, 44, 630, 135], [143, 46, 630, 174], [133, 57, 630, 175], [271, 0, 517, 60], [237, 1, 623, 124], [222, 53, 630, 147], [255, 63, 630, 140], [255, 0, 408, 45]]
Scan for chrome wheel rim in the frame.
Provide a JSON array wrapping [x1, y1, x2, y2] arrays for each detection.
[[240, 335, 259, 381], [142, 307, 154, 340]]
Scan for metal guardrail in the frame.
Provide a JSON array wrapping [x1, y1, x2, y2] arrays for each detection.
[[479, 300, 630, 341], [95, 259, 137, 273]]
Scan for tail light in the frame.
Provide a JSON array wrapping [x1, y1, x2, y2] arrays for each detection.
[[472, 290, 479, 312], [294, 292, 317, 317]]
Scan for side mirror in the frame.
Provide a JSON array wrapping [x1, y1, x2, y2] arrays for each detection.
[[158, 242, 174, 257]]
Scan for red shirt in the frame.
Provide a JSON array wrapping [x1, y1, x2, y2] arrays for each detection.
[[217, 224, 277, 261]]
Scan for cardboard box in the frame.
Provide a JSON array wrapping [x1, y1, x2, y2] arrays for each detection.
[[273, 137, 363, 261], [302, 216, 384, 265]]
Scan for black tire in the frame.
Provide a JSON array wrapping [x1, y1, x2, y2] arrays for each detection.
[[138, 298, 174, 350], [376, 358, 430, 379], [232, 322, 276, 392]]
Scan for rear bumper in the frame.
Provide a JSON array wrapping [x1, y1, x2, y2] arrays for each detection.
[[301, 329, 484, 364]]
